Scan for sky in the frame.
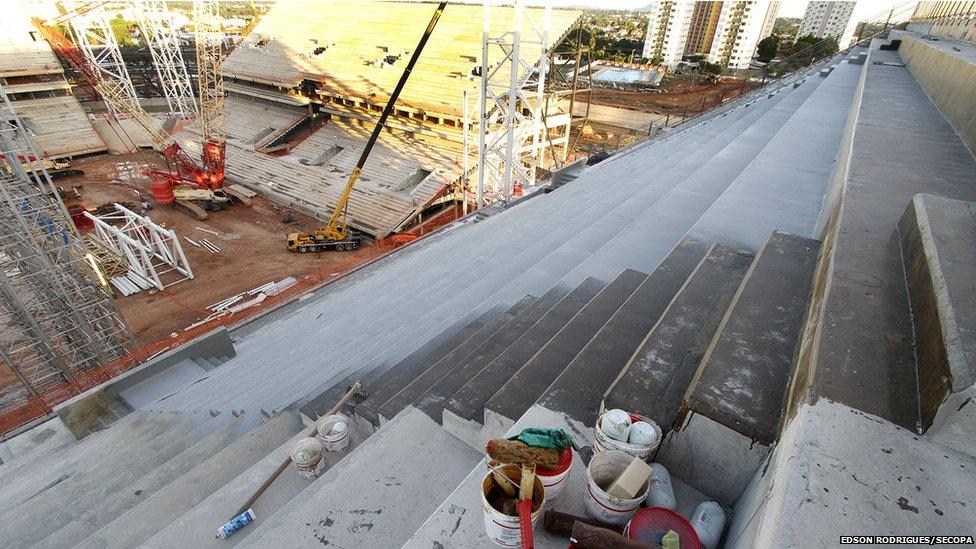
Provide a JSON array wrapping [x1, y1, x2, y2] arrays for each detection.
[[538, 1, 912, 20]]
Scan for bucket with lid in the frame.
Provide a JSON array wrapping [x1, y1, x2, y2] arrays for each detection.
[[290, 437, 325, 480], [316, 413, 351, 452], [481, 463, 545, 547], [594, 410, 662, 460]]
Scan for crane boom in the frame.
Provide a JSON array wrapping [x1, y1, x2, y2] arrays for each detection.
[[320, 1, 447, 242]]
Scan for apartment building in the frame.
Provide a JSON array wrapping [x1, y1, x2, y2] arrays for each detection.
[[707, 0, 781, 69], [641, 1, 695, 67], [685, 1, 724, 55], [797, 1, 859, 48]]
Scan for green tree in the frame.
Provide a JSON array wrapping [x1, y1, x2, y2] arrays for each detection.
[[756, 35, 779, 62], [700, 61, 723, 75], [109, 15, 135, 47]]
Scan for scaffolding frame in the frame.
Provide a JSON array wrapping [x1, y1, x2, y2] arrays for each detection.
[[0, 84, 132, 396], [477, 0, 557, 206], [84, 203, 193, 291], [135, 0, 198, 117]]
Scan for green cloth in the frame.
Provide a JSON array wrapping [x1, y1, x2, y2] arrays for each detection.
[[507, 428, 577, 451], [662, 530, 680, 549]]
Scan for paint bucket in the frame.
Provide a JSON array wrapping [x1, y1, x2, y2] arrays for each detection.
[[290, 437, 325, 480], [485, 447, 573, 502], [584, 450, 649, 526], [594, 411, 662, 460], [481, 464, 545, 547], [316, 413, 351, 452], [624, 507, 702, 549], [536, 447, 573, 501]]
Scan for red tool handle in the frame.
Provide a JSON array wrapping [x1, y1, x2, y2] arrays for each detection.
[[517, 499, 534, 549]]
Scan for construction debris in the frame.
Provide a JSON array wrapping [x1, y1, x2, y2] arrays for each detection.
[[196, 226, 219, 236]]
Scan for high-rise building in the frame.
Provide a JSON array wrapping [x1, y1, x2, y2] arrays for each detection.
[[641, 1, 695, 67], [707, 1, 781, 69], [685, 1, 724, 55], [797, 1, 858, 48]]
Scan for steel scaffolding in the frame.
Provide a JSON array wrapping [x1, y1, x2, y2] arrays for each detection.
[[0, 84, 132, 396], [135, 0, 198, 117], [477, 0, 566, 206]]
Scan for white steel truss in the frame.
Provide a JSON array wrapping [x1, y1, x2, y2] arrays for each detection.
[[0, 83, 132, 395], [85, 203, 193, 291], [477, 0, 565, 206], [67, 1, 141, 119], [135, 0, 198, 117]]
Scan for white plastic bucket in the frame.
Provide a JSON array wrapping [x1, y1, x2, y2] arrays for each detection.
[[585, 450, 649, 526], [481, 464, 545, 547], [290, 437, 325, 480], [316, 413, 351, 452], [594, 411, 662, 460]]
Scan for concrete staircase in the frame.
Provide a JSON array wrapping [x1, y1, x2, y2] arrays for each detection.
[[0, 54, 871, 548]]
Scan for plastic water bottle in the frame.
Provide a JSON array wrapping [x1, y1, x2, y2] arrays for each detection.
[[645, 463, 677, 510], [217, 508, 256, 539], [690, 501, 726, 549]]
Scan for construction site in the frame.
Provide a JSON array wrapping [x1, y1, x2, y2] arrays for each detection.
[[1, 0, 975, 547]]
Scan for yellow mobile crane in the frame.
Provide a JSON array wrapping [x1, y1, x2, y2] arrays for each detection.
[[287, 1, 447, 253]]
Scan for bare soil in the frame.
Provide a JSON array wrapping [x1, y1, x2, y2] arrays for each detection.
[[589, 79, 760, 114], [59, 152, 378, 346]]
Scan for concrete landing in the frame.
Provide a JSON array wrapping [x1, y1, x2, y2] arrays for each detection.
[[240, 407, 479, 549], [119, 358, 208, 409], [538, 240, 711, 425], [483, 269, 647, 438], [727, 399, 976, 548], [413, 285, 570, 422], [603, 244, 754, 431], [899, 193, 976, 456], [377, 296, 537, 424]]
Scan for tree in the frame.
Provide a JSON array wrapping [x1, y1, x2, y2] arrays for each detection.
[[109, 15, 135, 47], [700, 61, 723, 75], [756, 35, 779, 62]]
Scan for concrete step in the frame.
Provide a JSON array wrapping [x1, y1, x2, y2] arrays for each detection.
[[0, 418, 74, 472], [657, 231, 820, 505], [35, 414, 253, 548], [354, 307, 503, 427], [160, 82, 787, 415], [376, 296, 538, 424], [119, 358, 209, 409], [0, 412, 210, 548], [411, 284, 572, 423], [538, 239, 712, 426], [443, 277, 607, 449], [602, 244, 754, 431], [0, 412, 158, 511], [239, 407, 480, 548], [79, 411, 304, 548], [143, 420, 371, 548], [483, 269, 648, 439], [899, 193, 976, 456]]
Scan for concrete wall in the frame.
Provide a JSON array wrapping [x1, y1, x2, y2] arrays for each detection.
[[896, 33, 976, 155]]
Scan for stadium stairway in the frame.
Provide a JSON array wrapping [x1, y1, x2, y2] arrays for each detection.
[[0, 53, 869, 548]]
